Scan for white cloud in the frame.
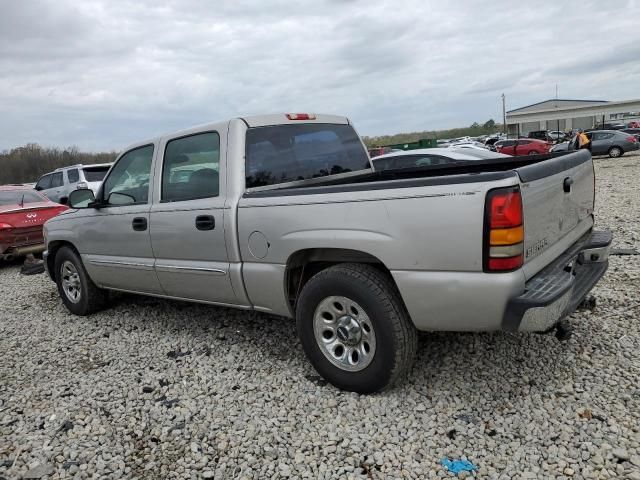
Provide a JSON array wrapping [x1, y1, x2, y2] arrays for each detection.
[[1, 0, 639, 151]]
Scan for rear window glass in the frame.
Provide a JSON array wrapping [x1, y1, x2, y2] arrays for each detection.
[[245, 124, 370, 188], [82, 166, 110, 182], [0, 190, 45, 206], [67, 169, 80, 183]]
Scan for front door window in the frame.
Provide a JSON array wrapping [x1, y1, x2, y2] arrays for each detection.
[[102, 145, 154, 205]]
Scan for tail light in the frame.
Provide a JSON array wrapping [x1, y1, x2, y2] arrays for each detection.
[[484, 187, 524, 272], [0, 222, 13, 230], [626, 136, 637, 143]]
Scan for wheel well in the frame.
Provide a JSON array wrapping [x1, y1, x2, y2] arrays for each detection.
[[46, 241, 79, 281], [284, 248, 397, 312]]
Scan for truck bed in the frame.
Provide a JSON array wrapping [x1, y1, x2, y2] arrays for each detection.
[[243, 151, 587, 197]]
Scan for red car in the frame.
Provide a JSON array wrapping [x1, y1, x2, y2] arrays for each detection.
[[494, 138, 552, 156], [0, 185, 68, 261]]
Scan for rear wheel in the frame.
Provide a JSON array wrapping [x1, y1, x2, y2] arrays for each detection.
[[55, 246, 109, 315], [296, 263, 417, 393], [608, 146, 623, 158], [528, 150, 537, 155]]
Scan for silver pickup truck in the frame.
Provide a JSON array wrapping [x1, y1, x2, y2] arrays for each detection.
[[43, 113, 612, 393]]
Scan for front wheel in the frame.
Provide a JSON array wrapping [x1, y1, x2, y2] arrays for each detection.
[[54, 246, 109, 315], [608, 146, 623, 158], [296, 263, 417, 393]]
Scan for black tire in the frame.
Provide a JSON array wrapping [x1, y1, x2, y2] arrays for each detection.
[[296, 263, 417, 393], [54, 246, 109, 315], [528, 150, 537, 156], [608, 146, 623, 158]]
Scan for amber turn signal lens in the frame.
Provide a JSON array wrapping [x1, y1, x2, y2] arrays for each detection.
[[490, 225, 524, 245]]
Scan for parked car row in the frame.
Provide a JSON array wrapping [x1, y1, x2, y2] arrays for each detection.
[[1, 163, 113, 263], [370, 147, 510, 171]]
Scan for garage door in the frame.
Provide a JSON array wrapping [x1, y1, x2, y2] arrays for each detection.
[[572, 117, 593, 130], [521, 122, 540, 135], [546, 119, 566, 131]]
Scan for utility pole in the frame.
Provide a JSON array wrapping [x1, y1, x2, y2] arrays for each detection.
[[502, 93, 506, 134]]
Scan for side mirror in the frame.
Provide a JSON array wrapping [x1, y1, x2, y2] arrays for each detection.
[[107, 192, 135, 206], [68, 189, 96, 208], [35, 185, 43, 191]]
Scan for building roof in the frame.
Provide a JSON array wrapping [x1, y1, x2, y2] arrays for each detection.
[[507, 99, 609, 114]]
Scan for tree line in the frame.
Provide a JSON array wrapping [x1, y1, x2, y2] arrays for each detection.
[[0, 144, 118, 184], [362, 119, 501, 147]]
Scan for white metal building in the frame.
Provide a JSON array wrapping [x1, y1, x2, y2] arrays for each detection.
[[506, 98, 640, 135]]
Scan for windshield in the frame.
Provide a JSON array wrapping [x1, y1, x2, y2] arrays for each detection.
[[0, 190, 45, 206], [82, 166, 110, 182], [245, 124, 370, 188]]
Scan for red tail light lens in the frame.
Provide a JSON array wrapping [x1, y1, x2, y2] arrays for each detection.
[[286, 113, 316, 120], [484, 187, 524, 272], [626, 136, 637, 142], [488, 256, 524, 271], [0, 222, 13, 230], [488, 190, 523, 228]]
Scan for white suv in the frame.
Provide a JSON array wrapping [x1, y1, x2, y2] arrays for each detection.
[[34, 163, 112, 204]]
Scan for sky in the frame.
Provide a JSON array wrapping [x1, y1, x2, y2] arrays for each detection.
[[1, 0, 639, 152]]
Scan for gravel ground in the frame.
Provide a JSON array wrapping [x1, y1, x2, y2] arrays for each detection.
[[1, 153, 639, 480]]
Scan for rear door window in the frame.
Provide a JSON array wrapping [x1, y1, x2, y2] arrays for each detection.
[[162, 131, 220, 202], [245, 124, 370, 188], [50, 172, 64, 188]]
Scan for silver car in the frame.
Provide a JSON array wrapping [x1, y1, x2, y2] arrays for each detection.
[[555, 130, 640, 157]]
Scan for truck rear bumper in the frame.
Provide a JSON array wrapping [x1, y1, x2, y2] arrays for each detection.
[[503, 230, 612, 332]]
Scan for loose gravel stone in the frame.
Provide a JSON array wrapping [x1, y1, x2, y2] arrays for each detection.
[[613, 448, 631, 461], [0, 153, 639, 479]]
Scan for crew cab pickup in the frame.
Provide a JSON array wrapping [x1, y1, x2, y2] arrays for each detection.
[[43, 113, 612, 393]]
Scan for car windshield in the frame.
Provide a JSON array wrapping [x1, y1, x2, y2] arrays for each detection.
[[0, 190, 45, 206], [245, 124, 370, 188], [82, 166, 110, 182]]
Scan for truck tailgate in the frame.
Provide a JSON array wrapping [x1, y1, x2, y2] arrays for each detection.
[[516, 150, 595, 280]]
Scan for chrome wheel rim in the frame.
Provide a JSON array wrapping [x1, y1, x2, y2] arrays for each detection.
[[610, 148, 621, 157], [313, 296, 376, 372], [61, 261, 81, 303]]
